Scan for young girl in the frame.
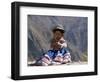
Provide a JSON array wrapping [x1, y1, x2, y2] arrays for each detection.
[[41, 25, 71, 66]]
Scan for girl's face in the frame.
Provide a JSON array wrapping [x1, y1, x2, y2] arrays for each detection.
[[53, 31, 63, 40]]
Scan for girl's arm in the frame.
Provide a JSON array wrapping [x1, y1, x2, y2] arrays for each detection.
[[58, 40, 67, 48]]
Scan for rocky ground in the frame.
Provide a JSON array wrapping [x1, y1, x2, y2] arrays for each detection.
[[28, 60, 87, 66]]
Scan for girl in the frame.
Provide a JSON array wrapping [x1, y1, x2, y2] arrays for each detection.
[[41, 25, 71, 66]]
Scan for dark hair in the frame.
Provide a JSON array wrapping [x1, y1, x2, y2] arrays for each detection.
[[52, 29, 64, 33]]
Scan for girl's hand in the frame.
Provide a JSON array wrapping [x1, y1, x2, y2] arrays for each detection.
[[42, 57, 51, 65], [54, 56, 63, 63]]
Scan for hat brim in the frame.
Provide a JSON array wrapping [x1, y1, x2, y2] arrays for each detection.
[[52, 29, 65, 33]]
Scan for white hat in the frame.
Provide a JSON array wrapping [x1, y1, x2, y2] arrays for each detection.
[[52, 24, 65, 33]]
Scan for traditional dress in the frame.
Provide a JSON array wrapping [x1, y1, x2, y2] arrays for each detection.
[[42, 37, 71, 66]]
